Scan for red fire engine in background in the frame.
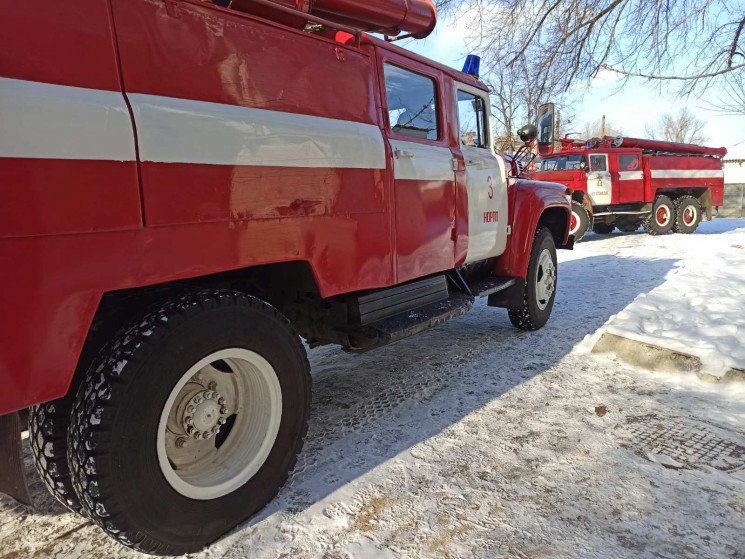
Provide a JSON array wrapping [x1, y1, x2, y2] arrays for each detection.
[[532, 105, 727, 240], [0, 0, 572, 553]]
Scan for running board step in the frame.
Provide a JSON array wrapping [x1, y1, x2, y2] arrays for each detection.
[[343, 293, 473, 352], [351, 274, 449, 326], [468, 277, 517, 298]]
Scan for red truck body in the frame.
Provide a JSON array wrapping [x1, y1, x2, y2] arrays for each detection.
[[1, 0, 571, 418], [532, 134, 726, 238]]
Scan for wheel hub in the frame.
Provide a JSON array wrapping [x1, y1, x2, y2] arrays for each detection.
[[181, 390, 228, 440], [535, 249, 556, 311], [656, 206, 669, 226]]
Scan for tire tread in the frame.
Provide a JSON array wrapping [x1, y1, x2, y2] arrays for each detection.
[[67, 289, 310, 555]]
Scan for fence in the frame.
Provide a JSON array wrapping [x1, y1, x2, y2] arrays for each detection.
[[722, 184, 745, 218], [723, 160, 745, 218]]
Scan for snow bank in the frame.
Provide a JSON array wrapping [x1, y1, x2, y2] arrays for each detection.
[[584, 226, 745, 377]]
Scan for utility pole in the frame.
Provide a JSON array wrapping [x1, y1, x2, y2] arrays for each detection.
[[601, 114, 606, 137], [555, 110, 561, 152]]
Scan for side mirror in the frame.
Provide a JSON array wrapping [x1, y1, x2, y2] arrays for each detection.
[[517, 124, 538, 145]]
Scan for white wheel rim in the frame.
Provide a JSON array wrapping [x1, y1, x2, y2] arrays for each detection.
[[569, 209, 581, 235], [157, 348, 282, 500], [535, 248, 556, 311], [682, 204, 698, 226], [655, 204, 671, 227]]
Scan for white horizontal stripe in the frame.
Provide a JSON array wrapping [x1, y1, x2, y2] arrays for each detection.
[[0, 77, 136, 161], [389, 139, 454, 181], [650, 169, 724, 179], [129, 93, 386, 169], [618, 170, 643, 181]]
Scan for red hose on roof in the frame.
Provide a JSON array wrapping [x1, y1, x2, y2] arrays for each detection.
[[229, 0, 437, 38], [610, 136, 727, 157]]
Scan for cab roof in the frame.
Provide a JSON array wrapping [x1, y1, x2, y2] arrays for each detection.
[[361, 34, 489, 92]]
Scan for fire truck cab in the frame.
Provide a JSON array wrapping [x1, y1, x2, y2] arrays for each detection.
[[0, 0, 571, 553], [533, 112, 727, 240]]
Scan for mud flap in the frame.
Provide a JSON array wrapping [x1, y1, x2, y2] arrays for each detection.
[[487, 279, 526, 309], [0, 412, 32, 505]]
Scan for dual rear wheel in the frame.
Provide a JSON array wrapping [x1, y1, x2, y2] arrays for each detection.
[[30, 290, 311, 555], [644, 195, 702, 235]]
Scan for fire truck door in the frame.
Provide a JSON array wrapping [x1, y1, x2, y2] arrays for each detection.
[[616, 153, 644, 203], [382, 61, 456, 283], [587, 153, 612, 205], [456, 86, 507, 263]]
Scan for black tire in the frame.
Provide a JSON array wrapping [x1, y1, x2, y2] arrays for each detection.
[[673, 195, 702, 234], [29, 397, 84, 514], [643, 195, 674, 235], [592, 223, 615, 235], [569, 201, 591, 241], [68, 290, 311, 555], [28, 306, 135, 516], [509, 227, 557, 331], [617, 220, 642, 233]]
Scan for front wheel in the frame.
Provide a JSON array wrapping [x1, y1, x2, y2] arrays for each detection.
[[68, 290, 311, 555], [569, 201, 591, 241], [509, 227, 557, 331]]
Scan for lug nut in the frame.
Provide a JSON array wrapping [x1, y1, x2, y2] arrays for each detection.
[[184, 415, 193, 425], [217, 397, 226, 405], [175, 437, 187, 448], [212, 425, 221, 433], [218, 417, 226, 425], [220, 406, 228, 414], [203, 431, 213, 439], [185, 425, 195, 435], [194, 396, 203, 404], [186, 405, 196, 413]]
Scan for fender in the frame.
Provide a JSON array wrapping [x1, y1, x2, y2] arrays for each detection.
[[494, 178, 572, 280]]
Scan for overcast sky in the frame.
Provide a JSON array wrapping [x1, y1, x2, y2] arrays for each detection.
[[402, 13, 745, 159]]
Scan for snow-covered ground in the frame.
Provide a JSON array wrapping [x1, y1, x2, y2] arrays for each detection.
[[2, 219, 745, 559], [579, 223, 745, 377]]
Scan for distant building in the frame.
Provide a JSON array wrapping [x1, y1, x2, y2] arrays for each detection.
[[723, 160, 745, 217]]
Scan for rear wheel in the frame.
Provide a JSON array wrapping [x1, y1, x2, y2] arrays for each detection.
[[569, 201, 591, 241], [509, 227, 557, 331], [29, 398, 83, 514], [673, 195, 702, 234], [68, 290, 311, 555], [643, 195, 674, 235]]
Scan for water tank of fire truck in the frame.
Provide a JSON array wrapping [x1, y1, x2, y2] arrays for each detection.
[[230, 0, 437, 38]]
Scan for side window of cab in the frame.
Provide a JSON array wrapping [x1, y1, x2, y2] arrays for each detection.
[[383, 63, 439, 141], [456, 90, 489, 148], [589, 154, 608, 172]]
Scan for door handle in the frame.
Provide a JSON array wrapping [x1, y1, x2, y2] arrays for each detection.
[[394, 149, 415, 159]]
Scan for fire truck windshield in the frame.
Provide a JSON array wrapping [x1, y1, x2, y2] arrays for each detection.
[[539, 154, 588, 171]]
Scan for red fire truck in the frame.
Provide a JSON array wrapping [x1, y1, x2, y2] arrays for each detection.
[[0, 0, 572, 553], [532, 111, 727, 240]]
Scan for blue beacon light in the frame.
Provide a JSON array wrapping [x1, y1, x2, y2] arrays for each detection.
[[462, 54, 481, 78]]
